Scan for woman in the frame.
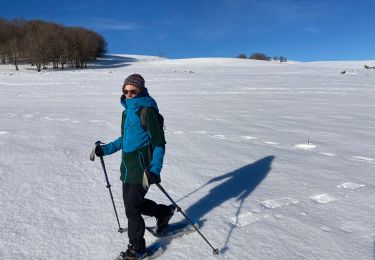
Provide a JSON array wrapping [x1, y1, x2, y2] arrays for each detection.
[[95, 74, 174, 259]]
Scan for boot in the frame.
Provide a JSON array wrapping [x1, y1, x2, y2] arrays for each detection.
[[156, 204, 176, 234], [120, 244, 147, 260]]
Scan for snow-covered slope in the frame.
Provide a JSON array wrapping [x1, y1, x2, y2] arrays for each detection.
[[0, 56, 374, 259]]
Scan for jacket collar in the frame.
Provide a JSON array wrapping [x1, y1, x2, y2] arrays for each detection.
[[120, 94, 158, 112]]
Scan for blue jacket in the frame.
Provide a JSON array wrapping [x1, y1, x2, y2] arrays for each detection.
[[101, 94, 166, 183]]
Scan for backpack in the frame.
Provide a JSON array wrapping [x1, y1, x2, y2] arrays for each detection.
[[140, 107, 165, 131], [121, 107, 165, 136]]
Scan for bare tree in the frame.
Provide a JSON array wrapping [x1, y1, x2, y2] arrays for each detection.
[[0, 18, 26, 70], [279, 56, 287, 63], [24, 20, 51, 71], [237, 54, 247, 59], [249, 52, 271, 61], [0, 17, 107, 71], [44, 23, 65, 69], [0, 18, 9, 63]]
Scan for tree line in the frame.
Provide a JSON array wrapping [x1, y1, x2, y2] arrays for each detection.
[[0, 18, 107, 71], [237, 52, 287, 62]]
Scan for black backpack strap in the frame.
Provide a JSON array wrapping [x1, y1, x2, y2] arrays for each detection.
[[140, 107, 148, 129]]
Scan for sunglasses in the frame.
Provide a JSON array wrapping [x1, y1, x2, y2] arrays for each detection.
[[123, 89, 138, 95]]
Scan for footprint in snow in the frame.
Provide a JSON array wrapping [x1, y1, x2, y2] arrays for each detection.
[[294, 143, 317, 150], [191, 130, 208, 134], [319, 226, 332, 232], [201, 116, 222, 121], [22, 114, 34, 119], [40, 116, 54, 121], [228, 212, 261, 227], [89, 120, 107, 126], [56, 118, 70, 122], [320, 152, 336, 157], [209, 134, 226, 140], [261, 197, 299, 209], [350, 156, 375, 163], [241, 136, 256, 140], [310, 193, 336, 204], [227, 198, 299, 228], [41, 117, 79, 123], [337, 220, 370, 234], [4, 113, 17, 117], [263, 141, 279, 146], [336, 182, 365, 190]]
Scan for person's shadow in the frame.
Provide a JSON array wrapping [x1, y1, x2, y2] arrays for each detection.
[[156, 156, 275, 253]]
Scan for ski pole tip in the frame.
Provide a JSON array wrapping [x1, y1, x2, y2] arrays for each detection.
[[213, 248, 219, 255]]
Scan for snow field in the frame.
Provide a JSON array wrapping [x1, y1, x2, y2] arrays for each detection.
[[1, 56, 375, 259]]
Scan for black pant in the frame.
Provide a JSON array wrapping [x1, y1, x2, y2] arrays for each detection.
[[122, 183, 170, 252]]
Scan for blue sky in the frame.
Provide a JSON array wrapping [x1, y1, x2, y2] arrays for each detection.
[[1, 0, 375, 61]]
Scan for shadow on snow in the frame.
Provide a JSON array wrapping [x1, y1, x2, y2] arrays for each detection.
[[21, 55, 139, 72], [155, 155, 275, 254], [87, 55, 140, 69]]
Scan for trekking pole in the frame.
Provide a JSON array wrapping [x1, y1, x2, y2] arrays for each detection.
[[99, 156, 126, 233], [156, 183, 219, 255], [90, 141, 125, 233]]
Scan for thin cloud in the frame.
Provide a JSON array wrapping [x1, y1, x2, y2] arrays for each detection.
[[91, 18, 141, 31], [304, 27, 320, 34], [188, 0, 333, 41], [255, 0, 333, 21], [64, 5, 91, 11], [217, 0, 335, 21], [100, 23, 141, 31]]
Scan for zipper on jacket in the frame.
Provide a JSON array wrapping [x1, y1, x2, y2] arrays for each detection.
[[139, 152, 146, 171]]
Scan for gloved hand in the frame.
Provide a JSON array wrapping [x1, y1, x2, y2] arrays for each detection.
[[95, 144, 104, 157], [146, 170, 161, 185], [90, 141, 104, 161]]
